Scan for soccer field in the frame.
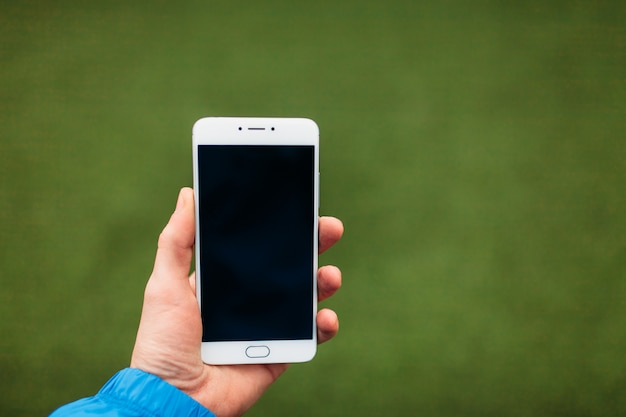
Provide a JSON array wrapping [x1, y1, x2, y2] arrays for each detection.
[[1, 1, 625, 415]]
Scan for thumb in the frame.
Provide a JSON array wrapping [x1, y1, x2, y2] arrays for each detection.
[[151, 187, 196, 286]]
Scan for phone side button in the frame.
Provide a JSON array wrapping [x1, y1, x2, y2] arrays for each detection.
[[245, 345, 270, 358]]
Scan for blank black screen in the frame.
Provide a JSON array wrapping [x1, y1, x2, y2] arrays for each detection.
[[198, 145, 315, 342]]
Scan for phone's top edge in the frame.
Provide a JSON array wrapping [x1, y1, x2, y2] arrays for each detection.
[[194, 116, 317, 127], [193, 117, 318, 134], [194, 116, 315, 121]]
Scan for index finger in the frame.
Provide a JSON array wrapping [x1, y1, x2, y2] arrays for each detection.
[[319, 216, 344, 254]]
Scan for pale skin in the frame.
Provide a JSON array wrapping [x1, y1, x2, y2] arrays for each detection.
[[130, 187, 344, 417]]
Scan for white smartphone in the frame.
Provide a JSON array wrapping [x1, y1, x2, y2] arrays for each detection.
[[192, 117, 320, 365]]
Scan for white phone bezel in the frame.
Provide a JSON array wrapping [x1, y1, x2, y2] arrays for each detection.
[[192, 117, 319, 365]]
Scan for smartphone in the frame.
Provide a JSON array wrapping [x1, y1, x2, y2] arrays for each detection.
[[192, 117, 319, 365]]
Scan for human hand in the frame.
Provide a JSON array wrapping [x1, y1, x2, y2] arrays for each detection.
[[130, 187, 343, 417]]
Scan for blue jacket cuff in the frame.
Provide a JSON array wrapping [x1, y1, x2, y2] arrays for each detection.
[[50, 368, 216, 417]]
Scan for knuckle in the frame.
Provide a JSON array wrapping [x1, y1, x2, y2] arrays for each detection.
[[157, 225, 175, 249]]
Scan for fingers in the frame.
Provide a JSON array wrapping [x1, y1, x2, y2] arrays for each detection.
[[317, 308, 339, 344], [319, 216, 344, 254], [317, 264, 342, 344], [317, 218, 343, 344], [318, 265, 341, 302], [151, 188, 196, 288]]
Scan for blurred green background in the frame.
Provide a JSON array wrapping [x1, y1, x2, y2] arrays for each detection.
[[1, 0, 625, 415]]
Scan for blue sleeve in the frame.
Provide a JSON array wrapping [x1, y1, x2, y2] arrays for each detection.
[[49, 368, 216, 417]]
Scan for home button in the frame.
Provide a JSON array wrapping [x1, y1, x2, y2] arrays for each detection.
[[245, 345, 270, 358]]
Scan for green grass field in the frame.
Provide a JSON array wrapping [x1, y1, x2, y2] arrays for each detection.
[[1, 1, 626, 415]]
